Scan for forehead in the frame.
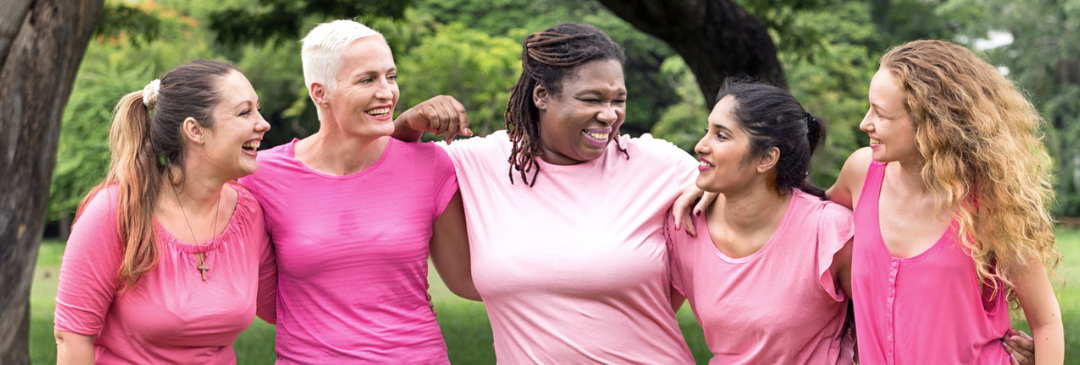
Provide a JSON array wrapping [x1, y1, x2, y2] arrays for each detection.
[[869, 68, 903, 103], [707, 95, 738, 127], [213, 70, 256, 104], [560, 59, 625, 93], [339, 37, 395, 76]]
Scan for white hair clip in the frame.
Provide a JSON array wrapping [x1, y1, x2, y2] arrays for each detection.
[[142, 79, 161, 109]]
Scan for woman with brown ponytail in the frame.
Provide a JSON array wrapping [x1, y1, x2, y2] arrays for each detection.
[[394, 23, 698, 363], [53, 60, 276, 364]]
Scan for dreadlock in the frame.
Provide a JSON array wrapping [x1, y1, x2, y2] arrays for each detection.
[[505, 23, 628, 186]]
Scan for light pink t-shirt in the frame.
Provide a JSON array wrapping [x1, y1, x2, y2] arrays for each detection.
[[443, 130, 697, 364], [54, 183, 277, 364], [666, 189, 854, 365], [852, 160, 1010, 365], [239, 138, 457, 364]]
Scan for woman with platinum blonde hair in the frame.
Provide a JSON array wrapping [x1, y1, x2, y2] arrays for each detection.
[[239, 19, 477, 364], [54, 59, 276, 364], [828, 39, 1063, 364]]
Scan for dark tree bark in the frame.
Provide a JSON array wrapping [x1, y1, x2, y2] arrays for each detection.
[[595, 0, 785, 107], [0, 0, 102, 362]]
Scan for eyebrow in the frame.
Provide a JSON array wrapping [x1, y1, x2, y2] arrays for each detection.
[[711, 124, 733, 133]]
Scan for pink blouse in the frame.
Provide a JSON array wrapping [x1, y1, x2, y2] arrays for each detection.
[[851, 160, 1010, 364], [666, 189, 854, 364], [54, 183, 277, 364]]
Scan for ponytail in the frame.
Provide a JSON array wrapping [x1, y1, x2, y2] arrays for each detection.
[[77, 91, 163, 291]]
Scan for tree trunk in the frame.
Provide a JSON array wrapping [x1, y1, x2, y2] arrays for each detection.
[[595, 0, 785, 107], [0, 0, 102, 362]]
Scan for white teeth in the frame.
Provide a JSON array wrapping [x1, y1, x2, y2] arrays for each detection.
[[584, 131, 609, 141], [366, 107, 391, 116], [242, 141, 260, 150], [699, 160, 713, 167], [870, 138, 883, 144]]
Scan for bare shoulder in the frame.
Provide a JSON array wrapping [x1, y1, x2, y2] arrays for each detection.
[[827, 147, 874, 210]]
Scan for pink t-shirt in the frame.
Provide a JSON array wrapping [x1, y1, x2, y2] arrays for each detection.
[[54, 183, 276, 364], [851, 160, 1010, 364], [239, 138, 457, 364], [443, 130, 697, 364], [666, 189, 854, 365]]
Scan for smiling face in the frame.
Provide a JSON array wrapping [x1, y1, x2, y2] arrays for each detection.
[[321, 37, 399, 139], [534, 59, 626, 165], [862, 68, 919, 164], [200, 70, 271, 180], [693, 95, 761, 193]]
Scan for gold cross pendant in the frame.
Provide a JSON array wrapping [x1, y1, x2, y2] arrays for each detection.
[[199, 265, 210, 281]]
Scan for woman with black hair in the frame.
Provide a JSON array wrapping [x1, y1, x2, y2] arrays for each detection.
[[665, 81, 855, 364], [394, 22, 698, 363]]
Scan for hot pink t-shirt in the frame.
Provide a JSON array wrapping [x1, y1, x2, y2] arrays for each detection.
[[239, 138, 457, 364], [666, 189, 854, 365], [443, 130, 697, 364], [851, 160, 1010, 364], [54, 183, 277, 364]]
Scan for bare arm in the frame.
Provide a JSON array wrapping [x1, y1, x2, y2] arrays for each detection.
[[430, 190, 481, 301], [671, 184, 717, 237], [392, 96, 471, 143], [831, 237, 854, 299], [55, 330, 95, 365], [826, 147, 873, 209], [1012, 258, 1064, 365]]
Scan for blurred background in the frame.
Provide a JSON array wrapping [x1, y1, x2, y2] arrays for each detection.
[[27, 0, 1080, 363]]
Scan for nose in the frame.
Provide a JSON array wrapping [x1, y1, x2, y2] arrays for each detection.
[[597, 103, 618, 124], [375, 77, 396, 101], [859, 109, 874, 132], [255, 111, 271, 133], [694, 134, 709, 155]]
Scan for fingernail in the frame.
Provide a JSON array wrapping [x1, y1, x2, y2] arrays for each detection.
[[693, 209, 701, 217]]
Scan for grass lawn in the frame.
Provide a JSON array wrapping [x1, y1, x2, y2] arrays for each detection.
[[29, 230, 1079, 364]]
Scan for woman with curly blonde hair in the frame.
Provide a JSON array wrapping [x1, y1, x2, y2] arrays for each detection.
[[828, 39, 1063, 364]]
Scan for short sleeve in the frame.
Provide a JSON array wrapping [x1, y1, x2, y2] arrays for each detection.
[[663, 209, 688, 297], [816, 202, 855, 301], [638, 133, 698, 188], [430, 143, 459, 217], [54, 187, 123, 335]]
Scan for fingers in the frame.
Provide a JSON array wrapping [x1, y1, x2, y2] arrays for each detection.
[[695, 192, 718, 218], [412, 96, 470, 144], [1001, 328, 1034, 365]]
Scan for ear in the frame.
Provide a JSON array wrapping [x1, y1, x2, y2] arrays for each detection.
[[310, 82, 329, 107], [182, 117, 205, 145], [533, 84, 548, 111], [756, 146, 780, 173]]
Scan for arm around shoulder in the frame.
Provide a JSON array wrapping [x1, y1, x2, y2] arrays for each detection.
[[826, 147, 873, 210]]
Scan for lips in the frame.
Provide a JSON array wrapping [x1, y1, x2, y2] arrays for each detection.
[[582, 128, 611, 147], [365, 105, 392, 119], [242, 140, 260, 154], [698, 157, 714, 171]]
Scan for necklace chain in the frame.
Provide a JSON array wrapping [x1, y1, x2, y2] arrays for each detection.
[[172, 183, 221, 281]]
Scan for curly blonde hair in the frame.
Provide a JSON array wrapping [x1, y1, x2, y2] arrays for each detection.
[[880, 40, 1059, 307]]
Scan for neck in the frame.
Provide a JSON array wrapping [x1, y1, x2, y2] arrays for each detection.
[[296, 127, 389, 176], [893, 155, 930, 194], [163, 164, 225, 215], [711, 182, 790, 236]]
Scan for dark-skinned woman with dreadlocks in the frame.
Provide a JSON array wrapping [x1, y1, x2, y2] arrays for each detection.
[[392, 23, 698, 363]]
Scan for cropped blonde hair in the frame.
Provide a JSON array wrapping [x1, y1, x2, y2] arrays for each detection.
[[881, 40, 1059, 307], [300, 19, 384, 94]]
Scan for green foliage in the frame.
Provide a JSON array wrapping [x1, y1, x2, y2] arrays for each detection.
[[942, 0, 1080, 215], [395, 23, 522, 136], [208, 0, 413, 46]]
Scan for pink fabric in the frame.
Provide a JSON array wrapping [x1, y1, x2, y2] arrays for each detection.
[[851, 160, 1010, 365], [666, 189, 854, 365], [444, 130, 697, 364], [54, 183, 276, 364], [238, 138, 457, 364]]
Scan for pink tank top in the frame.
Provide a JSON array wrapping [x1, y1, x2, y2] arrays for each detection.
[[851, 160, 1010, 365]]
